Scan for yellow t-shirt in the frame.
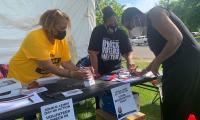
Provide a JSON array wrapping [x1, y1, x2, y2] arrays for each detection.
[[7, 28, 71, 84]]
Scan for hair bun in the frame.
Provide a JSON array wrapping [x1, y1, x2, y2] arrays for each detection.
[[102, 6, 114, 15]]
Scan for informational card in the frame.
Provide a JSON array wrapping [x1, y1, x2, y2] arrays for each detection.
[[111, 83, 137, 120], [61, 89, 83, 98], [21, 87, 48, 95], [41, 99, 75, 120], [115, 77, 143, 83], [0, 92, 43, 113]]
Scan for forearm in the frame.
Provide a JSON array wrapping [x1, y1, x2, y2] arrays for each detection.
[[61, 61, 78, 71], [45, 64, 71, 77], [124, 52, 134, 67], [156, 39, 182, 64], [89, 53, 98, 72], [37, 61, 71, 77]]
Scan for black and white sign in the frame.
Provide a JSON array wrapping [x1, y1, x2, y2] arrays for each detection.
[[41, 99, 75, 120], [111, 83, 137, 120]]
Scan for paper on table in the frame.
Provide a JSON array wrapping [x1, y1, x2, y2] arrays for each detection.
[[143, 71, 155, 78], [36, 76, 60, 85], [115, 77, 143, 83], [0, 92, 43, 113], [21, 87, 48, 95], [0, 78, 22, 94], [62, 89, 83, 98], [29, 92, 44, 103], [143, 71, 162, 79], [111, 68, 126, 73]]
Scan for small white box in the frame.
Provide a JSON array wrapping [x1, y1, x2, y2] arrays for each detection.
[[84, 80, 95, 87]]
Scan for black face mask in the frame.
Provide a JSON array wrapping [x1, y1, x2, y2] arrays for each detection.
[[106, 25, 117, 34], [54, 31, 66, 40]]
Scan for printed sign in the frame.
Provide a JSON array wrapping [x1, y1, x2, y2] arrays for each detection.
[[41, 99, 75, 120], [111, 83, 137, 120]]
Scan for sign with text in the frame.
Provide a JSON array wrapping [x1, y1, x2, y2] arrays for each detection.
[[111, 83, 137, 120], [41, 99, 75, 120]]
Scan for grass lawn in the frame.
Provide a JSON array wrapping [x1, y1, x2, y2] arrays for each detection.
[[74, 59, 161, 120]]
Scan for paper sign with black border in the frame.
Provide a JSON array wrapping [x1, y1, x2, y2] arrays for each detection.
[[41, 99, 75, 120], [111, 83, 137, 120]]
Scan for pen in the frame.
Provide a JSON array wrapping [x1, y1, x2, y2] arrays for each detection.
[[28, 97, 34, 103]]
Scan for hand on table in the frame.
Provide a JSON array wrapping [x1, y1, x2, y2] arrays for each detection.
[[128, 64, 141, 76], [94, 72, 101, 79], [140, 58, 161, 76], [28, 81, 39, 89]]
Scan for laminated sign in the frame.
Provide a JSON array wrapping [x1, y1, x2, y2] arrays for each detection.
[[41, 99, 75, 120], [111, 83, 137, 120]]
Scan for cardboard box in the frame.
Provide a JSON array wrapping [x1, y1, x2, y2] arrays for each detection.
[[96, 109, 145, 120]]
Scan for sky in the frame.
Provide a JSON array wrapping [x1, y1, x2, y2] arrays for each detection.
[[118, 0, 160, 12]]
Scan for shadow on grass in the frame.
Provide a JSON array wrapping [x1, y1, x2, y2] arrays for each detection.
[[140, 103, 161, 120]]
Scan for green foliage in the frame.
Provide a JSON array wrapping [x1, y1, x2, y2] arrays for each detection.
[[160, 0, 200, 31], [159, 0, 170, 8], [95, 0, 124, 26], [195, 36, 200, 42]]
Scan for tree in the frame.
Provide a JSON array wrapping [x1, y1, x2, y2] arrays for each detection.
[[159, 0, 170, 9], [160, 0, 200, 31], [95, 0, 124, 25]]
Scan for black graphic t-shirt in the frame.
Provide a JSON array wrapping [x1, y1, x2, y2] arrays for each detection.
[[88, 25, 132, 74]]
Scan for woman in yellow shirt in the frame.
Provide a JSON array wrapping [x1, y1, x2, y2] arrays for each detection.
[[8, 9, 90, 86]]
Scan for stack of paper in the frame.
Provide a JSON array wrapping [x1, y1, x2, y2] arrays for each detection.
[[0, 78, 22, 99], [0, 92, 43, 113]]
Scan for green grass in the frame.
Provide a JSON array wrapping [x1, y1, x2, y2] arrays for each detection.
[[135, 59, 151, 70], [74, 60, 161, 120], [195, 35, 200, 44], [133, 86, 161, 120], [74, 99, 96, 120]]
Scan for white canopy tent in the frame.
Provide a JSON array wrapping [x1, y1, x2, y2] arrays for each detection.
[[0, 0, 96, 64]]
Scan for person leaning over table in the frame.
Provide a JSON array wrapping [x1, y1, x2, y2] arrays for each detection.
[[7, 9, 92, 89], [122, 6, 200, 120], [88, 6, 138, 77]]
